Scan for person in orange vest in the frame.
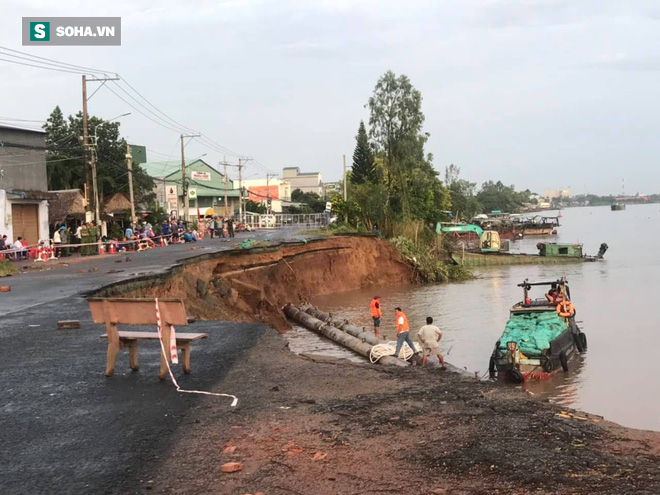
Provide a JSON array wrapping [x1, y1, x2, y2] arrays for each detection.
[[393, 307, 419, 359], [369, 295, 382, 338]]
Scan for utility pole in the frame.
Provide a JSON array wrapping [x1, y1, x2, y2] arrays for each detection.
[[126, 143, 136, 228], [238, 158, 243, 224], [343, 154, 348, 223], [222, 157, 229, 218], [82, 76, 90, 219], [179, 133, 200, 223], [343, 154, 347, 201], [266, 173, 277, 215], [81, 74, 120, 225]]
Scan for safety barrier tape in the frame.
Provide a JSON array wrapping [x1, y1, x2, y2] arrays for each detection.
[[154, 298, 238, 407]]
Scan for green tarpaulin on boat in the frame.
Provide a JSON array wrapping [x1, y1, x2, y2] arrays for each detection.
[[498, 311, 567, 356]]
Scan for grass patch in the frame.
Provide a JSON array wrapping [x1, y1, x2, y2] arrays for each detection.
[[0, 260, 18, 277]]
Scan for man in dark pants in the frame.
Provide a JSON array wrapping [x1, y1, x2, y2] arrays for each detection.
[[227, 217, 234, 238]]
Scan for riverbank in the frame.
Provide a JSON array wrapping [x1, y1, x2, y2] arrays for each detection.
[[89, 236, 660, 493], [147, 325, 660, 494]]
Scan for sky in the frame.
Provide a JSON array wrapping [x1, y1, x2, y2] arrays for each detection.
[[1, 0, 659, 195]]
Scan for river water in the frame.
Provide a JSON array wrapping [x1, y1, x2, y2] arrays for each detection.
[[309, 204, 660, 432]]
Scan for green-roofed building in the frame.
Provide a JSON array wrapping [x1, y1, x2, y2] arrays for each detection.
[[143, 159, 243, 219]]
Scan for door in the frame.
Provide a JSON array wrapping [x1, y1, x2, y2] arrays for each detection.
[[12, 203, 39, 246]]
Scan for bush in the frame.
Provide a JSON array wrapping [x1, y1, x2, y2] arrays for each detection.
[[390, 233, 473, 283]]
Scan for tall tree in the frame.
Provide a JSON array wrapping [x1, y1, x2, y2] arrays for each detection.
[[43, 107, 155, 205], [476, 181, 531, 213], [444, 164, 482, 220], [351, 120, 376, 184], [367, 70, 448, 230], [43, 106, 85, 190]]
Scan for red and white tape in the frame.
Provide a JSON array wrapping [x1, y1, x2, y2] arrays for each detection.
[[154, 298, 238, 407]]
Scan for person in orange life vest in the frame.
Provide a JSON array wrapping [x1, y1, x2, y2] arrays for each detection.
[[392, 307, 419, 359], [370, 296, 382, 338]]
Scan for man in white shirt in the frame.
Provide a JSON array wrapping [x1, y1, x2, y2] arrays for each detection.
[[12, 237, 26, 260], [417, 317, 447, 369]]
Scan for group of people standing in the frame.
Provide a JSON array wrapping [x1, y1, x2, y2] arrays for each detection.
[[370, 295, 447, 369]]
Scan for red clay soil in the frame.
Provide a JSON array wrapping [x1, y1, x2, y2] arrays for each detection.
[[122, 236, 413, 330]]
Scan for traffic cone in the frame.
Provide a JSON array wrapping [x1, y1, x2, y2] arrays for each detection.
[[109, 242, 116, 254], [99, 243, 106, 255]]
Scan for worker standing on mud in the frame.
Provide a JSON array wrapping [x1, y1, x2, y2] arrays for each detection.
[[393, 307, 418, 359], [418, 317, 447, 369], [370, 295, 382, 338]]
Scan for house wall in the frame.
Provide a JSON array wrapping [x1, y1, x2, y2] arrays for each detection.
[[0, 126, 48, 191], [0, 190, 49, 244]]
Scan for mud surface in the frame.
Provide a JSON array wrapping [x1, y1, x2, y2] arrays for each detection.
[[149, 327, 660, 494], [115, 236, 413, 330]]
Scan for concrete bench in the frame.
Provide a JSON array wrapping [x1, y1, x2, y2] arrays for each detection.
[[88, 298, 208, 379]]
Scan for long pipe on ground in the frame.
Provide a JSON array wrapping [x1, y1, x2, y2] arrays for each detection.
[[299, 303, 425, 366], [283, 304, 407, 367], [300, 304, 471, 375]]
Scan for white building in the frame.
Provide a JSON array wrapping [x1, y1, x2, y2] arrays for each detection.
[[243, 177, 292, 213], [0, 125, 50, 245], [282, 167, 322, 196]]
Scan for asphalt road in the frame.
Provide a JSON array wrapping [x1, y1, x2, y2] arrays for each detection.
[[0, 228, 302, 494]]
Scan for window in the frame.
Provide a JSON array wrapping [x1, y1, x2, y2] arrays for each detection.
[[558, 247, 569, 255]]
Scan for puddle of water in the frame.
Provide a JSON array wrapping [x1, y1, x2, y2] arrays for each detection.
[[284, 325, 365, 364]]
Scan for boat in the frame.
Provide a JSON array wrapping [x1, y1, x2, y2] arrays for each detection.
[[611, 202, 626, 211], [513, 215, 560, 236], [450, 241, 608, 266], [471, 211, 519, 239], [488, 278, 587, 383]]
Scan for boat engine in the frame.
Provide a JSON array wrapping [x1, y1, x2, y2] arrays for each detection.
[[597, 243, 609, 259]]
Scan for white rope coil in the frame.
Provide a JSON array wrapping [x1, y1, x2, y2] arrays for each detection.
[[369, 341, 420, 363]]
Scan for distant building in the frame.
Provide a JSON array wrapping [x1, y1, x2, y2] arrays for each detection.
[[142, 159, 242, 218], [0, 125, 50, 244], [243, 178, 291, 213], [544, 188, 572, 199], [282, 167, 322, 196]]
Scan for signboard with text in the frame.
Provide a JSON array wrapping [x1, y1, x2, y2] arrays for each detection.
[[191, 172, 211, 181]]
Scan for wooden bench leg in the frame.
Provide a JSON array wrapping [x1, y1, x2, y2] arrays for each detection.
[[180, 343, 191, 374], [159, 324, 172, 381], [126, 340, 139, 371], [105, 341, 120, 377]]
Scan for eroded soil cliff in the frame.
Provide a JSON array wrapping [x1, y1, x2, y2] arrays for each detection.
[[110, 236, 412, 330]]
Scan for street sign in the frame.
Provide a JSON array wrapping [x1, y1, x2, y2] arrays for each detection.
[[325, 201, 332, 212], [130, 145, 147, 164], [166, 185, 178, 208]]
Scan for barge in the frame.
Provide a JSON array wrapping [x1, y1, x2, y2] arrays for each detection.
[[489, 278, 587, 383]]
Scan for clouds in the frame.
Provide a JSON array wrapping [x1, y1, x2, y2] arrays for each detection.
[[1, 0, 660, 193]]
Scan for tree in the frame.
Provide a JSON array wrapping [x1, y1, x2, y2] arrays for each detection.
[[290, 189, 325, 213], [43, 107, 155, 205], [245, 199, 266, 214], [444, 164, 482, 220], [351, 120, 376, 184], [43, 106, 85, 191], [476, 181, 531, 213], [367, 70, 449, 231]]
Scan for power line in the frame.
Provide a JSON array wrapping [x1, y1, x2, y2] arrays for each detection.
[[0, 57, 86, 75], [0, 45, 112, 74]]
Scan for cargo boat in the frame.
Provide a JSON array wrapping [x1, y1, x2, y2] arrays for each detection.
[[451, 242, 608, 266], [514, 215, 560, 236], [611, 202, 626, 211], [488, 278, 587, 383]]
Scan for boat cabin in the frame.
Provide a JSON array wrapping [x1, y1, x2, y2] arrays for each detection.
[[537, 242, 583, 258], [513, 278, 571, 313]]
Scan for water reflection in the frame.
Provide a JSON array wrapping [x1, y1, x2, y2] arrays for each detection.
[[312, 205, 660, 431]]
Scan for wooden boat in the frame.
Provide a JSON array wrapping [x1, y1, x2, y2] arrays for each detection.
[[451, 242, 608, 266], [516, 215, 560, 236], [489, 278, 587, 383]]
